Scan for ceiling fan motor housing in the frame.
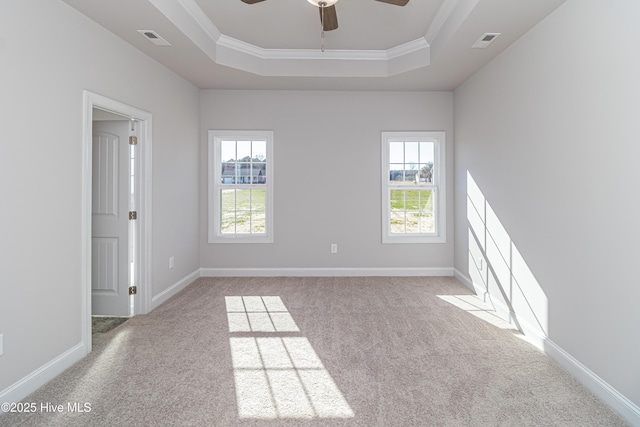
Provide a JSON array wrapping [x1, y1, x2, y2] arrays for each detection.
[[307, 0, 339, 7]]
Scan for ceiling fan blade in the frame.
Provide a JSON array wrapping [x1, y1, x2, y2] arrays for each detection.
[[240, 0, 267, 4], [375, 0, 409, 5], [320, 5, 338, 31]]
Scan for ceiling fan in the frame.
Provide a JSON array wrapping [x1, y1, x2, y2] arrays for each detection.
[[240, 0, 409, 32]]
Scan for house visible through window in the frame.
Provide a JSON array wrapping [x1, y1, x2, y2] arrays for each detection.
[[209, 131, 273, 243], [382, 131, 446, 243]]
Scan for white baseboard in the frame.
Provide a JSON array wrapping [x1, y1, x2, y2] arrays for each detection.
[[5, 267, 637, 426], [454, 268, 473, 289], [150, 269, 200, 311], [454, 268, 640, 426], [515, 310, 640, 425], [544, 336, 640, 425], [0, 343, 85, 407], [453, 268, 494, 300], [0, 270, 199, 409], [200, 267, 454, 277]]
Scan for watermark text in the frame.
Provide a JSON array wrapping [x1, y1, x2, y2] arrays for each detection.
[[1, 402, 92, 413]]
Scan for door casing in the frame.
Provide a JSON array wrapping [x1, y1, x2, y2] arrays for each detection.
[[81, 91, 153, 354]]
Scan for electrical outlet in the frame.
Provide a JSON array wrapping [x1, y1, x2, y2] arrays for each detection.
[[169, 256, 174, 269], [0, 334, 4, 357], [331, 244, 338, 254]]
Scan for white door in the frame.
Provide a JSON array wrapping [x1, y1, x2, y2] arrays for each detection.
[[91, 120, 131, 316]]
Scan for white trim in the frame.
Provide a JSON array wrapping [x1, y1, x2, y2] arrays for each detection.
[[215, 35, 430, 63], [148, 0, 439, 78], [0, 343, 84, 407], [200, 267, 454, 277], [387, 38, 430, 60], [543, 336, 640, 426], [426, 0, 479, 49], [381, 131, 446, 244], [150, 269, 201, 311], [514, 307, 640, 426], [213, 37, 429, 78], [208, 130, 274, 244], [6, 266, 638, 426], [453, 269, 640, 426], [454, 268, 491, 299], [175, 0, 222, 41], [454, 268, 473, 290], [82, 91, 153, 354], [217, 35, 393, 61], [136, 110, 153, 317]]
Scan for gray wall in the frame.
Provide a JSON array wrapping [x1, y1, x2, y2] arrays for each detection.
[[0, 0, 200, 391], [200, 90, 454, 271], [454, 0, 640, 407], [4, 0, 638, 418]]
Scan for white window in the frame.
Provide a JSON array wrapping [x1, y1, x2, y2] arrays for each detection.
[[381, 131, 446, 243], [209, 130, 273, 243]]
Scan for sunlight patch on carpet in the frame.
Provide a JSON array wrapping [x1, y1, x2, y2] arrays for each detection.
[[437, 294, 517, 330], [226, 296, 353, 420], [230, 337, 353, 419], [72, 328, 132, 398], [226, 296, 299, 332]]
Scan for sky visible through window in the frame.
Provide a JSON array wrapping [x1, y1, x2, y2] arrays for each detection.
[[221, 140, 266, 162], [389, 141, 434, 166]]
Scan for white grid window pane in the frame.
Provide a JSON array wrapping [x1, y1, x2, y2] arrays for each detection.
[[382, 132, 445, 243], [209, 131, 273, 243]]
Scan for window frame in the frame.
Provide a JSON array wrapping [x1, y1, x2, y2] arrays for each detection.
[[381, 131, 446, 244], [208, 130, 274, 243]]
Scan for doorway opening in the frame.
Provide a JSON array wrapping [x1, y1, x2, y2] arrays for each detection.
[[81, 91, 152, 354]]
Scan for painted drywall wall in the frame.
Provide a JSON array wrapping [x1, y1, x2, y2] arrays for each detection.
[[200, 90, 454, 271], [0, 0, 199, 393], [454, 0, 640, 411]]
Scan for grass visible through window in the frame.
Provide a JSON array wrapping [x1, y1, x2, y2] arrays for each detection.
[[221, 189, 266, 234], [390, 189, 434, 233]]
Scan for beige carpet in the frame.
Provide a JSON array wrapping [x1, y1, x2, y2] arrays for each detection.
[[2, 276, 628, 426], [91, 317, 128, 337]]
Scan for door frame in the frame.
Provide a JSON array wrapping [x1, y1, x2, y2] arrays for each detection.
[[81, 91, 153, 354]]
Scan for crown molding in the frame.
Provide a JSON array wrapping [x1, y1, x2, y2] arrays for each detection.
[[149, 0, 475, 78], [217, 35, 390, 61]]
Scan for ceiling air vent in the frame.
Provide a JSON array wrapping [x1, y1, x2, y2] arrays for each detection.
[[137, 30, 171, 46], [472, 33, 501, 49]]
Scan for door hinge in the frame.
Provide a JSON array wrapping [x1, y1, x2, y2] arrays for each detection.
[[129, 211, 137, 220], [129, 286, 137, 295], [129, 136, 138, 145]]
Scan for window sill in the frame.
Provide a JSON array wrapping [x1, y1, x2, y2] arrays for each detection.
[[382, 234, 446, 244], [209, 235, 273, 244]]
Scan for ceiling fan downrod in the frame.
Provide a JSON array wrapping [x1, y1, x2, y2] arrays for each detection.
[[319, 1, 326, 52]]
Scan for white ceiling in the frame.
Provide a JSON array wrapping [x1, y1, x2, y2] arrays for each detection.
[[203, 0, 440, 50], [62, 0, 566, 91]]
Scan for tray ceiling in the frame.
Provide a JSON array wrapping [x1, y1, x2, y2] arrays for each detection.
[[62, 0, 567, 90]]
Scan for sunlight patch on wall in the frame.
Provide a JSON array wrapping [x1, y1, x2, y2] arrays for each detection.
[[466, 171, 549, 338], [226, 296, 354, 420]]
